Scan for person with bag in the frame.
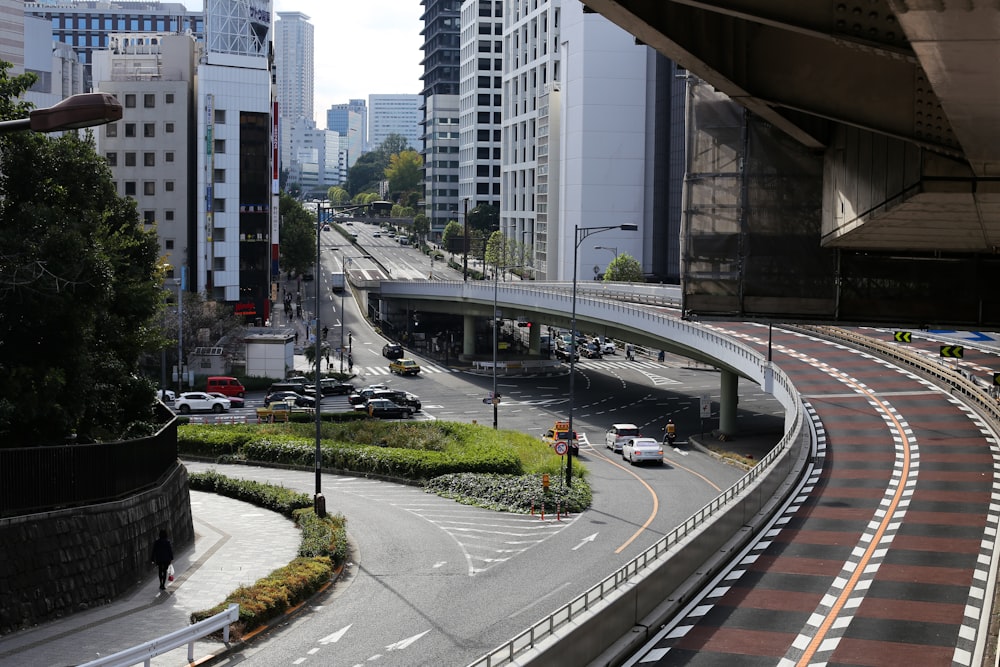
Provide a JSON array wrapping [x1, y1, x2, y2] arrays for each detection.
[[151, 529, 174, 590]]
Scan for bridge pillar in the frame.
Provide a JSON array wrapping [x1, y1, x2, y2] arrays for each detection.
[[528, 322, 540, 354], [463, 314, 476, 356], [719, 369, 738, 435]]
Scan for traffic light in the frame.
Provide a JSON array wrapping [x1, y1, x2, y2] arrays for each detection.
[[517, 321, 532, 328]]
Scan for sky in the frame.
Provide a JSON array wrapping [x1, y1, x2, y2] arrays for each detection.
[[189, 1, 426, 124]]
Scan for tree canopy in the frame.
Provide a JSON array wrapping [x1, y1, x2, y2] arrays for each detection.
[[604, 254, 645, 282], [0, 65, 162, 444], [385, 149, 422, 199], [278, 192, 315, 277]]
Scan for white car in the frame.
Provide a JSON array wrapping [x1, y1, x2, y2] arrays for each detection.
[[605, 423, 641, 452], [600, 339, 617, 355], [621, 438, 664, 465], [158, 389, 176, 402], [175, 391, 230, 414]]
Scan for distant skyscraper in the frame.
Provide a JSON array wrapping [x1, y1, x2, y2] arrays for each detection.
[[459, 0, 501, 216], [275, 12, 314, 176], [368, 94, 422, 152], [327, 99, 366, 166]]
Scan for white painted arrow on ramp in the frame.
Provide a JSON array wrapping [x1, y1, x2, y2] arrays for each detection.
[[319, 624, 352, 644], [572, 533, 598, 551], [386, 630, 430, 651]]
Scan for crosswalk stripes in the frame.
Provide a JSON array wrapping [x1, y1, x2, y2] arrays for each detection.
[[360, 363, 454, 377]]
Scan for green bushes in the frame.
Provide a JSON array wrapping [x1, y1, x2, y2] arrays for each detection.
[[188, 472, 349, 635], [425, 473, 592, 514]]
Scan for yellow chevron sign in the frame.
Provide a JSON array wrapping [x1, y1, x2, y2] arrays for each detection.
[[893, 331, 911, 343], [940, 345, 964, 358]]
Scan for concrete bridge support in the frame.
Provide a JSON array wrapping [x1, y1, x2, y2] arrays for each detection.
[[720, 369, 738, 435], [463, 314, 476, 356]]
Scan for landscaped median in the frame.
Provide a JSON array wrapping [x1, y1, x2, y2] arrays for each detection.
[[179, 419, 592, 638]]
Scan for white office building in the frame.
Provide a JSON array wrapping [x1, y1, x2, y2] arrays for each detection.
[[369, 93, 422, 151], [288, 119, 343, 197], [501, 0, 653, 280], [275, 11, 314, 178]]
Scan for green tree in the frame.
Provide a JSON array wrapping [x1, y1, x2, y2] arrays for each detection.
[[345, 152, 384, 196], [278, 192, 315, 277], [328, 186, 350, 205], [374, 133, 410, 160], [442, 220, 463, 252], [467, 204, 499, 235], [384, 150, 422, 199], [484, 230, 507, 276], [412, 213, 430, 242], [0, 64, 162, 444], [604, 254, 644, 282]]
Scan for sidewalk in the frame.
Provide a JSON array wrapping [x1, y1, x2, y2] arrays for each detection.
[[0, 491, 300, 667]]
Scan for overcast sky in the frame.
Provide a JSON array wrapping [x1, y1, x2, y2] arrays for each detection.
[[189, 1, 426, 124]]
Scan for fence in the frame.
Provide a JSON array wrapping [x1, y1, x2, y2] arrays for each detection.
[[0, 420, 178, 517], [78, 604, 239, 667]]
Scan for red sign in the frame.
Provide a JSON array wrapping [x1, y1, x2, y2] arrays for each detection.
[[235, 302, 257, 316]]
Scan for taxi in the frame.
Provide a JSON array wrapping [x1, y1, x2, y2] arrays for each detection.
[[389, 358, 421, 376], [542, 420, 579, 456]]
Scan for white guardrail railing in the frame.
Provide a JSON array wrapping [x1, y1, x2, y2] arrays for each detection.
[[78, 603, 239, 667]]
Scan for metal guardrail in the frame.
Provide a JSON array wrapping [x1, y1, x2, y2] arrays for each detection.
[[77, 603, 239, 667]]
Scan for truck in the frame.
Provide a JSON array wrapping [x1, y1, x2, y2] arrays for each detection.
[[330, 272, 345, 292]]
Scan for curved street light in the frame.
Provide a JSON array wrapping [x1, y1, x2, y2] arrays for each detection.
[[567, 224, 638, 486], [0, 92, 123, 134]]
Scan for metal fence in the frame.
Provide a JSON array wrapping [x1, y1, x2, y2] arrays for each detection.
[[0, 420, 178, 517]]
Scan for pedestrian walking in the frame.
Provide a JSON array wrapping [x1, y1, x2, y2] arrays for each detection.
[[348, 353, 354, 372], [150, 529, 173, 590], [295, 331, 299, 345]]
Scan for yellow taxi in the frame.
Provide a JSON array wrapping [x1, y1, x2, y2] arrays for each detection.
[[389, 358, 421, 376]]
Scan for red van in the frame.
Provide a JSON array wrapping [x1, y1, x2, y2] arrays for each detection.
[[205, 376, 245, 398]]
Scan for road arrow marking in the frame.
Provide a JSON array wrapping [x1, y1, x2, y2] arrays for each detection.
[[433, 561, 447, 568], [386, 630, 430, 651], [572, 533, 598, 551], [319, 624, 352, 644]]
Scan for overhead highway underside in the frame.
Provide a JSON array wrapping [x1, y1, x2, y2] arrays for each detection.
[[580, 0, 1000, 327]]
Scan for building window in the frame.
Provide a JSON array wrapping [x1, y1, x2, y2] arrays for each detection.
[[105, 152, 117, 166], [213, 169, 225, 183], [213, 198, 225, 212], [143, 210, 155, 224], [165, 152, 174, 163], [124, 181, 136, 196], [214, 139, 225, 153], [165, 93, 174, 104], [125, 123, 136, 138], [106, 123, 118, 137], [165, 122, 174, 133], [214, 109, 226, 124], [143, 182, 155, 196], [143, 94, 155, 108], [165, 181, 174, 192], [124, 152, 136, 166], [143, 152, 155, 167], [213, 257, 226, 271], [165, 211, 175, 221], [165, 239, 174, 249], [143, 123, 155, 138], [124, 94, 136, 108]]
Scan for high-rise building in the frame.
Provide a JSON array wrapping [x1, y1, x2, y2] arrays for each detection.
[[288, 119, 343, 197], [275, 11, 313, 179], [420, 0, 462, 235], [368, 93, 422, 151], [196, 0, 274, 322], [327, 99, 366, 165], [92, 32, 198, 285], [458, 0, 502, 222], [24, 0, 204, 82]]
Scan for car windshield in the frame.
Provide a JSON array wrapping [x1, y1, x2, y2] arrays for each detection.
[[618, 428, 639, 437]]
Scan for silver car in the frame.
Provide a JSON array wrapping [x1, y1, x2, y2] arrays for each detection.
[[175, 391, 230, 414], [621, 437, 664, 465]]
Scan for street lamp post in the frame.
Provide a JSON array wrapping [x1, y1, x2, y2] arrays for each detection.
[[0, 92, 122, 134], [313, 203, 327, 517], [567, 224, 638, 487]]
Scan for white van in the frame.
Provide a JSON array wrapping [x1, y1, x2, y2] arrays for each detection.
[[605, 423, 641, 452]]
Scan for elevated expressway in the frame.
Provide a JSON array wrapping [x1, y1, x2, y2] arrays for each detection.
[[374, 280, 1000, 666]]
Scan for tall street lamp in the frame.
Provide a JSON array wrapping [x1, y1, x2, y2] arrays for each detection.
[[567, 224, 638, 487], [0, 92, 122, 134], [313, 203, 328, 517]]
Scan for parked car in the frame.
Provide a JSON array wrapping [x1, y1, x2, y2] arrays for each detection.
[[356, 398, 413, 419], [621, 437, 664, 465], [209, 392, 244, 408], [389, 358, 421, 375], [264, 391, 315, 408], [382, 343, 404, 359], [606, 423, 641, 452], [175, 392, 230, 414]]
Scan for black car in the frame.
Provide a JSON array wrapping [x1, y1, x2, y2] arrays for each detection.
[[356, 398, 413, 419], [349, 386, 392, 405], [267, 381, 309, 398], [319, 379, 355, 395], [554, 345, 580, 362], [382, 343, 404, 359], [580, 343, 603, 359], [264, 391, 316, 408], [370, 389, 421, 412]]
